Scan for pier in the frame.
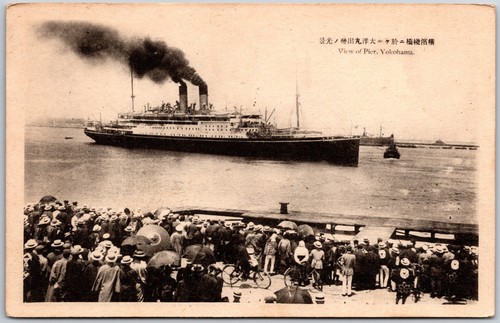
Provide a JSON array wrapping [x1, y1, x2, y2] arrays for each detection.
[[172, 206, 478, 246], [395, 141, 478, 150]]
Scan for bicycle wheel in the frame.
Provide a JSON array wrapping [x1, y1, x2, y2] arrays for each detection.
[[283, 267, 299, 288], [253, 271, 272, 289], [222, 265, 240, 286]]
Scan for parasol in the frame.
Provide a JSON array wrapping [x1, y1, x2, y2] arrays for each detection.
[[278, 220, 298, 231], [147, 250, 180, 268], [39, 195, 57, 204], [136, 225, 170, 256], [182, 244, 216, 268], [121, 235, 152, 255], [297, 224, 315, 238]]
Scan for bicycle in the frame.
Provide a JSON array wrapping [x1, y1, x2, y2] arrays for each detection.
[[283, 264, 323, 291], [221, 264, 272, 289]]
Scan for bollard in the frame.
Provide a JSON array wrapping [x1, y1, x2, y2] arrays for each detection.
[[233, 291, 242, 303], [315, 293, 325, 304], [279, 202, 289, 214]]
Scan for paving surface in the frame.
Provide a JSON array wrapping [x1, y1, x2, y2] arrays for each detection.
[[217, 262, 475, 306]]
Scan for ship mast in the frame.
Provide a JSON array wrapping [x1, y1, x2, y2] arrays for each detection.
[[295, 79, 300, 129], [130, 68, 135, 113]]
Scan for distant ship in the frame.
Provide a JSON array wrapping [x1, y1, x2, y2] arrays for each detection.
[[84, 76, 360, 166], [384, 143, 401, 159], [359, 127, 395, 146]]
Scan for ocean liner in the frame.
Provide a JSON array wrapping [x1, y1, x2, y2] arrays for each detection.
[[84, 82, 360, 166]]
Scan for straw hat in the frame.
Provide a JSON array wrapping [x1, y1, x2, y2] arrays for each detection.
[[92, 224, 101, 232], [313, 241, 323, 249], [90, 250, 103, 262], [24, 239, 38, 249], [50, 219, 62, 227], [105, 253, 118, 263], [434, 244, 444, 254], [121, 255, 133, 265], [51, 239, 64, 248], [133, 250, 146, 258], [71, 245, 83, 255], [38, 217, 50, 226]]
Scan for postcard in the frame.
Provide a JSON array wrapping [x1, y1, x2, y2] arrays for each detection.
[[6, 3, 495, 317]]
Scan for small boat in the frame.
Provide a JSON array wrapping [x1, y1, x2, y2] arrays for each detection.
[[384, 143, 400, 159], [64, 136, 74, 140]]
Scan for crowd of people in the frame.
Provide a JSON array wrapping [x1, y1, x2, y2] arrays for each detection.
[[23, 198, 479, 303]]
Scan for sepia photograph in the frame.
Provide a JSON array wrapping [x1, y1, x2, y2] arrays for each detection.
[[5, 3, 495, 317]]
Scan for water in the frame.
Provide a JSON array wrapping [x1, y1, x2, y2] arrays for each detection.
[[25, 126, 477, 224]]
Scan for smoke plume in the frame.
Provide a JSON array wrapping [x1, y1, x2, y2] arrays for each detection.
[[39, 21, 205, 86]]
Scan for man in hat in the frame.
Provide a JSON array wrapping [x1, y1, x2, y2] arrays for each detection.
[[429, 244, 446, 298], [119, 256, 138, 302], [170, 224, 184, 264], [46, 249, 70, 302], [197, 264, 223, 302], [131, 250, 148, 287], [72, 220, 91, 249], [378, 242, 390, 288], [65, 245, 86, 302], [92, 253, 121, 302], [277, 231, 293, 275], [34, 216, 51, 243], [187, 264, 205, 302], [89, 225, 101, 249], [310, 241, 325, 289], [23, 239, 41, 302], [82, 251, 103, 302], [47, 239, 64, 269], [339, 245, 356, 297], [47, 219, 65, 244]]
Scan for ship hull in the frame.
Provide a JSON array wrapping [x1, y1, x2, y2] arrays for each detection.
[[84, 130, 359, 166]]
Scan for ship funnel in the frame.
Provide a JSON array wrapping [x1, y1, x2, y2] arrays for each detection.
[[199, 83, 208, 110], [179, 82, 188, 113]]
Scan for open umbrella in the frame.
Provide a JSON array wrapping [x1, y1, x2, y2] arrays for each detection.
[[122, 235, 152, 250], [148, 250, 180, 268], [154, 206, 171, 217], [39, 195, 57, 204], [278, 220, 298, 231], [182, 244, 216, 268], [274, 286, 313, 304], [297, 224, 315, 238], [137, 225, 170, 256]]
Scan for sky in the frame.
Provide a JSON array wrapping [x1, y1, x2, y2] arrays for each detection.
[[7, 3, 495, 143]]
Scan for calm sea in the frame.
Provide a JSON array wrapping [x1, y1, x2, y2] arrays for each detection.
[[25, 126, 477, 224]]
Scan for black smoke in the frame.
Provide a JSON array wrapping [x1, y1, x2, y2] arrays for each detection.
[[39, 21, 205, 86]]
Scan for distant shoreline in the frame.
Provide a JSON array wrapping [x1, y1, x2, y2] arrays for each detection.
[[26, 124, 84, 129]]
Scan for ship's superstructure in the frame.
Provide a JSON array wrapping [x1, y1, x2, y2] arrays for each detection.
[[85, 81, 360, 165]]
